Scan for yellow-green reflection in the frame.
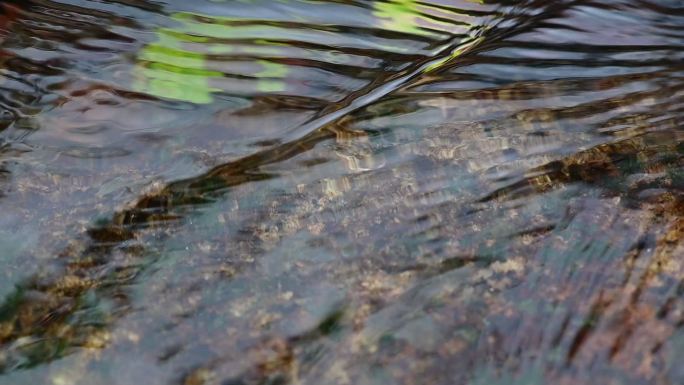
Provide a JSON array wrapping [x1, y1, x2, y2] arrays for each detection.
[[372, 0, 484, 37], [373, 0, 429, 36], [134, 12, 289, 104], [133, 0, 487, 104]]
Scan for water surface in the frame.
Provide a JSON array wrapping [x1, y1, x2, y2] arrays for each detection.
[[0, 0, 683, 384]]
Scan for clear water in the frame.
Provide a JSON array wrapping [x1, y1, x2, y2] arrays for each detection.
[[0, 0, 683, 384]]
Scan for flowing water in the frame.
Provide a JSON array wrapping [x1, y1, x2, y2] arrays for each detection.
[[0, 0, 683, 384]]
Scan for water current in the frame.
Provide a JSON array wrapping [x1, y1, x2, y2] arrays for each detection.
[[0, 1, 683, 384]]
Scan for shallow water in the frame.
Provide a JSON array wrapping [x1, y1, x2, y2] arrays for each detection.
[[0, 0, 683, 384]]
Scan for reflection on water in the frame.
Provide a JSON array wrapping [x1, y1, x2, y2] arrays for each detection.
[[0, 0, 683, 384], [133, 0, 483, 104]]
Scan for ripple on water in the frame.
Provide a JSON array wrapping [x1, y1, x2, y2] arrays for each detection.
[[0, 1, 683, 384]]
